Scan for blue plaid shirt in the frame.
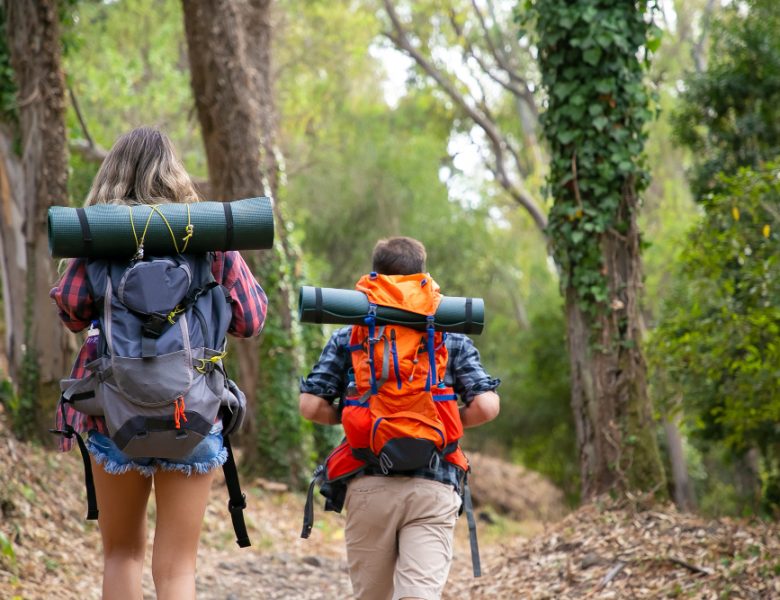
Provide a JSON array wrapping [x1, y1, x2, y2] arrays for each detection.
[[300, 327, 501, 491]]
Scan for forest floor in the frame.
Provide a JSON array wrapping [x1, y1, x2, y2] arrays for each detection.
[[1, 406, 779, 600]]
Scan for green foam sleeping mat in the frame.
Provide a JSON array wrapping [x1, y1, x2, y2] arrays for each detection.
[[48, 197, 274, 258], [298, 285, 484, 334]]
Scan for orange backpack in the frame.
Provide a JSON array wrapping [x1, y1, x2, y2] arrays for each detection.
[[328, 273, 468, 481], [301, 272, 481, 576]]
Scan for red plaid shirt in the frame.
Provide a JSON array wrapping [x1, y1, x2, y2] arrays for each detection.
[[50, 251, 267, 451]]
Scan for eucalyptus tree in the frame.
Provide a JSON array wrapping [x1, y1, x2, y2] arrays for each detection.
[[0, 1, 71, 437], [181, 0, 310, 483]]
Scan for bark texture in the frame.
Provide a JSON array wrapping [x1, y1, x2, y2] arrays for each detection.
[[2, 0, 72, 435], [182, 0, 306, 481], [566, 183, 666, 499]]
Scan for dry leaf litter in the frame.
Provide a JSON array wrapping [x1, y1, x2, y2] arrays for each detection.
[[1, 406, 777, 599]]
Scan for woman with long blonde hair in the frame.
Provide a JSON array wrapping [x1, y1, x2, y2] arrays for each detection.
[[51, 127, 267, 599]]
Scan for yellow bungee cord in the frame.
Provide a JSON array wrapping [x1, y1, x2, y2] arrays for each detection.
[[128, 203, 194, 259]]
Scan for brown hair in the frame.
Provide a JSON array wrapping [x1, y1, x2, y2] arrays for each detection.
[[371, 237, 427, 275], [85, 127, 199, 206]]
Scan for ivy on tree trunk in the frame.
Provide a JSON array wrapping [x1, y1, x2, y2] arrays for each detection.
[[522, 0, 667, 499]]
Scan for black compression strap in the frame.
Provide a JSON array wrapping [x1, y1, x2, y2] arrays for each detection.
[[463, 479, 481, 577], [74, 432, 99, 520], [223, 202, 234, 250], [464, 298, 473, 334], [222, 435, 251, 548], [301, 477, 317, 539], [314, 287, 323, 324], [76, 208, 93, 245]]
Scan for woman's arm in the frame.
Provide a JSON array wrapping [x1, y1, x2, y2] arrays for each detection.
[[49, 258, 96, 333], [217, 251, 268, 338]]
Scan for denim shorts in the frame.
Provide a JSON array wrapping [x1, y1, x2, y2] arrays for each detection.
[[87, 430, 228, 477]]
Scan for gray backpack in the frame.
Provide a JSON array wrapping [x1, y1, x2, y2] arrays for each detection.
[[57, 253, 251, 546]]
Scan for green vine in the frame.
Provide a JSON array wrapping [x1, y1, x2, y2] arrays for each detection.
[[0, 4, 18, 126], [249, 239, 312, 486], [521, 0, 660, 322]]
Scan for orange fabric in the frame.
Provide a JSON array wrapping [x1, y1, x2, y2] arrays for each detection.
[[323, 273, 467, 482], [325, 440, 367, 481], [173, 396, 187, 429], [355, 273, 442, 315], [444, 446, 469, 471]]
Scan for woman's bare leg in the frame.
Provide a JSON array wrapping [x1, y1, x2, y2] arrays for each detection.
[[91, 457, 152, 600], [151, 468, 215, 600]]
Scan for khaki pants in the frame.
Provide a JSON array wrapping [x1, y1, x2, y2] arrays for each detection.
[[344, 476, 462, 600]]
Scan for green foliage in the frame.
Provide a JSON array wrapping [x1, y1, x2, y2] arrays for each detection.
[[649, 163, 780, 512], [0, 350, 39, 441], [0, 530, 16, 572], [250, 242, 312, 486], [60, 0, 576, 488], [476, 302, 578, 504], [520, 0, 657, 320], [279, 0, 574, 486], [63, 0, 205, 179], [0, 4, 17, 126], [673, 0, 780, 198]]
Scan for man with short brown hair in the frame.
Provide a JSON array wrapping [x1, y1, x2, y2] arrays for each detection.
[[299, 236, 500, 600]]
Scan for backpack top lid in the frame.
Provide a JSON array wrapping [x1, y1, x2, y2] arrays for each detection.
[[355, 272, 441, 316]]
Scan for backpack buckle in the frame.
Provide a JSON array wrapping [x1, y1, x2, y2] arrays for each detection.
[[142, 314, 168, 338], [228, 492, 247, 513]]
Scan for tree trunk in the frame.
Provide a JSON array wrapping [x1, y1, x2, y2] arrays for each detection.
[[182, 0, 309, 483], [2, 0, 71, 437], [0, 126, 27, 381], [566, 186, 666, 499], [664, 411, 696, 512]]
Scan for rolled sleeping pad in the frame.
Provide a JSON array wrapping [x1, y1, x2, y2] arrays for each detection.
[[298, 286, 484, 334], [48, 196, 274, 258]]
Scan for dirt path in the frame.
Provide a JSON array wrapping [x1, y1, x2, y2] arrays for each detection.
[[4, 417, 777, 599]]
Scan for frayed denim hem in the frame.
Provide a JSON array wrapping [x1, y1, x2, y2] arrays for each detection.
[[86, 432, 226, 477], [157, 447, 228, 476], [87, 437, 156, 477]]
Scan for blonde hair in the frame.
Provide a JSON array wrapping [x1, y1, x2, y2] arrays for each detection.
[[85, 127, 199, 206]]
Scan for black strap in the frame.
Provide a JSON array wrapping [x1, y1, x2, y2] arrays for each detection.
[[51, 399, 99, 521], [463, 479, 481, 577], [313, 287, 323, 324], [76, 208, 93, 246], [464, 298, 473, 335], [301, 476, 317, 539], [222, 435, 251, 548], [51, 424, 99, 520], [223, 202, 234, 250], [75, 432, 99, 520]]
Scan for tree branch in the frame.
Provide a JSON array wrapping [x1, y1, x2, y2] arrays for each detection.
[[471, 0, 537, 115], [382, 0, 547, 233], [448, 8, 537, 117], [67, 83, 107, 163]]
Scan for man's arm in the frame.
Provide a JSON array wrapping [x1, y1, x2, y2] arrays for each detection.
[[459, 390, 500, 428], [447, 334, 501, 428], [299, 392, 340, 425], [298, 327, 352, 426]]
